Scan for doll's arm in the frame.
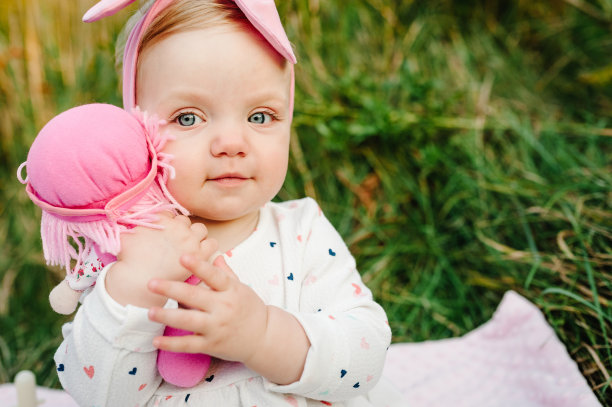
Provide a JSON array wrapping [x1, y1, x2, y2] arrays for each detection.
[[49, 245, 110, 314]]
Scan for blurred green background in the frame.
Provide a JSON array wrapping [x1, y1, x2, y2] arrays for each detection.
[[1, 0, 611, 404]]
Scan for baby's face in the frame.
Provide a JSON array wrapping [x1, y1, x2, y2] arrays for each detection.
[[137, 24, 292, 225]]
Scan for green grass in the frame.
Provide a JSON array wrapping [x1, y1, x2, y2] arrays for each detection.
[[1, 0, 611, 404]]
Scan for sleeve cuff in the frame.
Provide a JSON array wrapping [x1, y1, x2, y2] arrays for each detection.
[[264, 311, 350, 397], [82, 264, 178, 352]]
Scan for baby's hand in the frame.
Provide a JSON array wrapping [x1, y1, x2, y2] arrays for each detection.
[[147, 252, 310, 385], [106, 213, 218, 307], [147, 252, 268, 364]]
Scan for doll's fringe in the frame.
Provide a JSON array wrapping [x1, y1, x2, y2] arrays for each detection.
[[41, 183, 180, 273], [41, 211, 123, 274]]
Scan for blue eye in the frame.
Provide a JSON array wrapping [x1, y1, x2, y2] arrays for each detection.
[[248, 112, 273, 124], [176, 113, 202, 127]]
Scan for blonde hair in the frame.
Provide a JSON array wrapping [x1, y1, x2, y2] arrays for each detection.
[[139, 0, 248, 55], [116, 0, 248, 71]]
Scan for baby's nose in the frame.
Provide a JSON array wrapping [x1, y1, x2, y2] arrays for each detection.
[[210, 122, 248, 157]]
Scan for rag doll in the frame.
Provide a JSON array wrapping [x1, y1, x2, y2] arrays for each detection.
[[18, 103, 210, 387]]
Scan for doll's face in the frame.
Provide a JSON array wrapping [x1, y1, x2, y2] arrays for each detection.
[[137, 25, 292, 227]]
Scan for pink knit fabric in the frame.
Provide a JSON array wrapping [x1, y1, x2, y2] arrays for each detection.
[[27, 103, 147, 208], [18, 103, 184, 271]]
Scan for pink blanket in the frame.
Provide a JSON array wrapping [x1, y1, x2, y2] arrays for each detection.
[[380, 291, 601, 406], [0, 291, 601, 406]]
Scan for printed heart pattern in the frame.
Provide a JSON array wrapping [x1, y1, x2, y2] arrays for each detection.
[[268, 275, 280, 285], [129, 367, 137, 375], [304, 276, 317, 286], [285, 395, 298, 407], [57, 364, 64, 372], [83, 365, 95, 379]]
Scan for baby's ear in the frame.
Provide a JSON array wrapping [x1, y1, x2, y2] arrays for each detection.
[[49, 280, 81, 315], [82, 0, 138, 23]]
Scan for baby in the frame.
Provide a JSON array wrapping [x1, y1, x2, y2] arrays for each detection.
[[53, 1, 391, 405]]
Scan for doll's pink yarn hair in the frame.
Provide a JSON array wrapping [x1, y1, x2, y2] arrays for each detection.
[[18, 103, 187, 272]]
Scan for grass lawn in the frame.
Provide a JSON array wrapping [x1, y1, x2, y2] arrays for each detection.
[[0, 0, 610, 404]]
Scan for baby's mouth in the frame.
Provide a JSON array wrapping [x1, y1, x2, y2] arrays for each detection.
[[208, 173, 249, 186]]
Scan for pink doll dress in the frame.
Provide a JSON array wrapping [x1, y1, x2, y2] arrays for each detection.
[[18, 103, 209, 387]]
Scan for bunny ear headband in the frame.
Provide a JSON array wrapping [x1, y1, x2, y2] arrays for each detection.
[[82, 0, 296, 114]]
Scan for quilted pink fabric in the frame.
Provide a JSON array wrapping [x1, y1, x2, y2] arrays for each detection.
[[381, 291, 602, 406]]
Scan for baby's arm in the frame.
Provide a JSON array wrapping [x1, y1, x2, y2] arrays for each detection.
[[146, 199, 391, 401], [265, 199, 392, 401], [55, 214, 217, 405]]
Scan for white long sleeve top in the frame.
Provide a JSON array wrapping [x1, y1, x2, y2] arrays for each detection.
[[54, 197, 391, 406]]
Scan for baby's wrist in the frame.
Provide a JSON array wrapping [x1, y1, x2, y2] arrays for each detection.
[[243, 305, 309, 385]]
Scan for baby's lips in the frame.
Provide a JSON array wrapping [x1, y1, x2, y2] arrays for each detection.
[[82, 0, 138, 22]]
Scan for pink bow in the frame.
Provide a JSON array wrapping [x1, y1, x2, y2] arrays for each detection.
[[83, 0, 296, 63], [83, 0, 295, 111], [82, 0, 138, 22]]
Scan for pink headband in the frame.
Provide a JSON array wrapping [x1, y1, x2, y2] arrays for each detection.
[[83, 0, 296, 113]]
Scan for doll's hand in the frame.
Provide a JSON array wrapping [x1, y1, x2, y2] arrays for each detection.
[[106, 213, 218, 307], [147, 251, 310, 385]]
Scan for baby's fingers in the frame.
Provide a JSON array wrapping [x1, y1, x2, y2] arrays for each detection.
[[212, 255, 239, 281], [148, 306, 208, 335], [200, 238, 219, 260], [190, 221, 208, 240], [181, 253, 232, 291], [153, 332, 207, 354], [148, 279, 213, 311]]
